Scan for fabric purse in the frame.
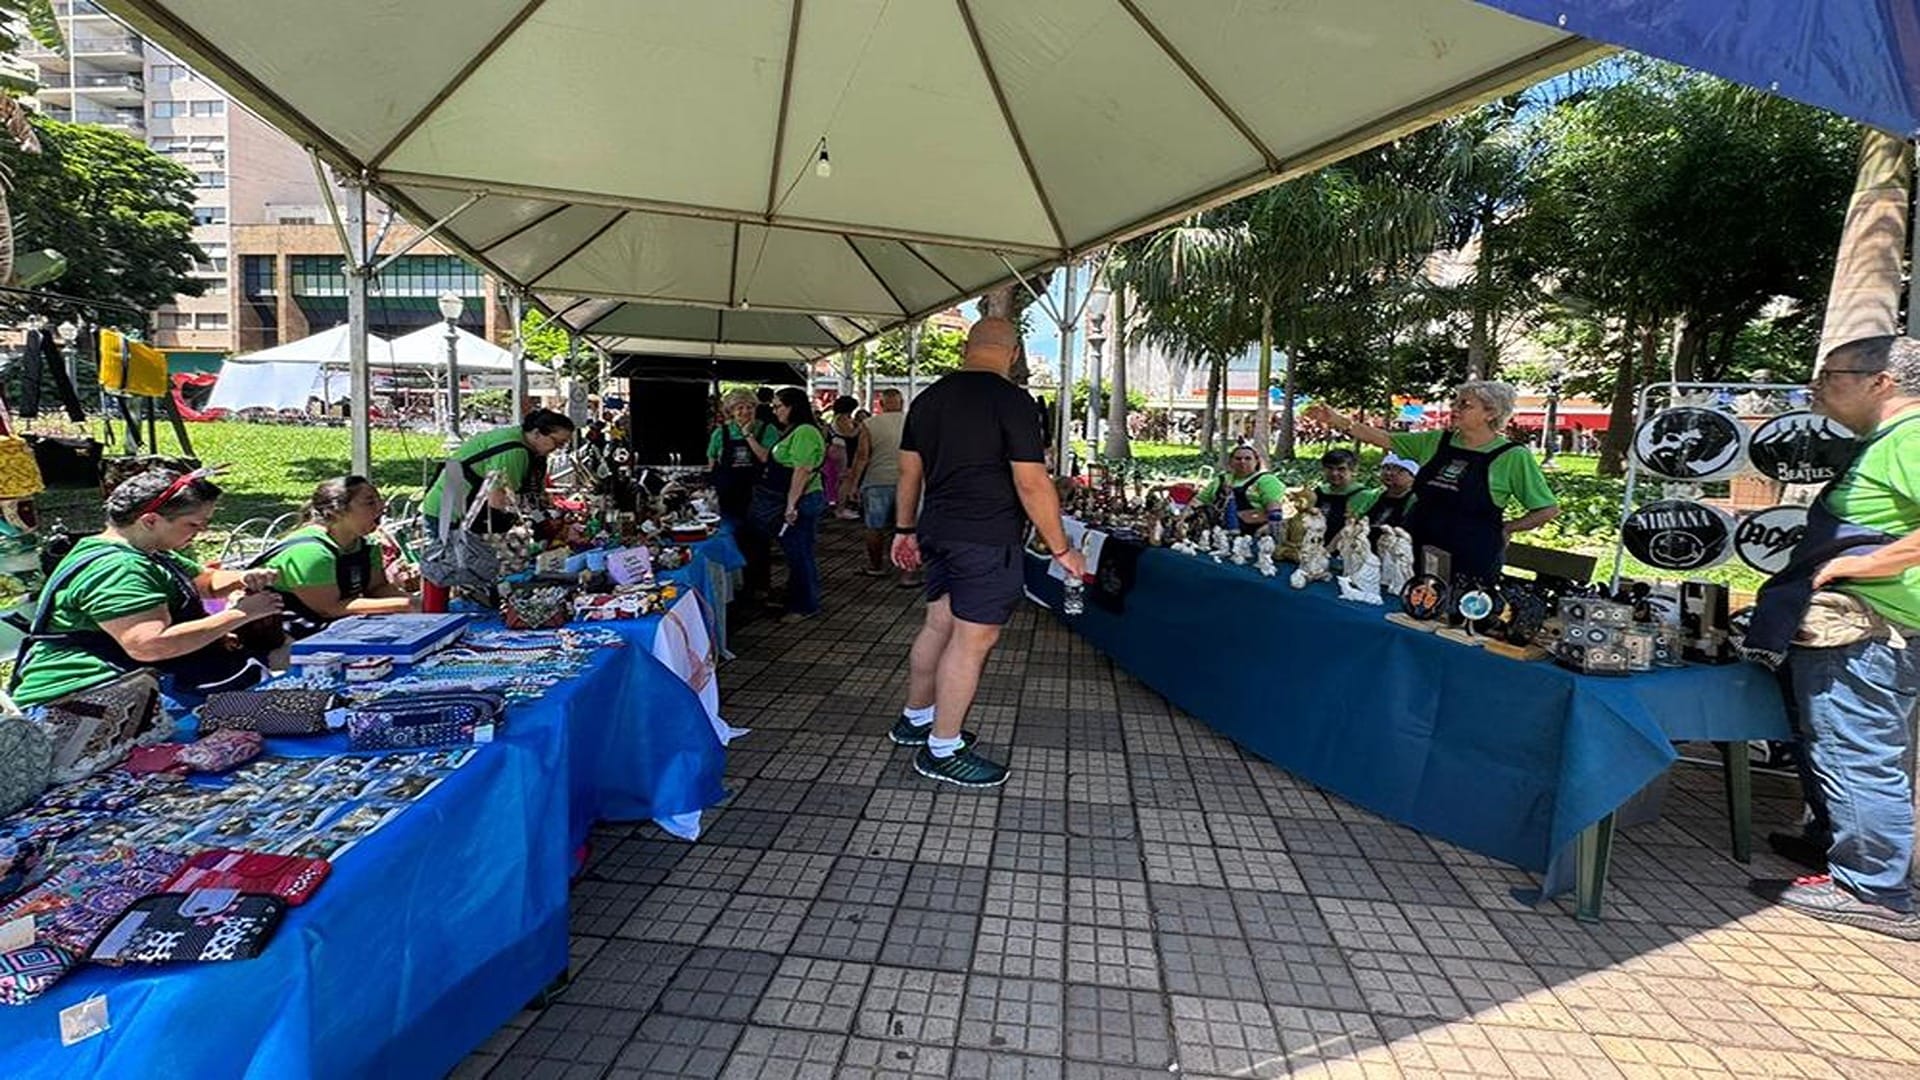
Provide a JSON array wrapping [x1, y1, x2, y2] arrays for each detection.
[[0, 436, 44, 500], [0, 714, 52, 817], [165, 849, 330, 906], [197, 689, 340, 736], [37, 670, 171, 784], [0, 845, 186, 1003], [345, 690, 505, 751], [0, 838, 47, 901], [88, 889, 287, 965]]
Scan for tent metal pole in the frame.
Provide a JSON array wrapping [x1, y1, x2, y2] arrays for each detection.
[[906, 322, 919, 402], [344, 183, 373, 476], [370, 192, 486, 275], [1910, 139, 1919, 342], [1056, 262, 1076, 474], [310, 150, 353, 270], [508, 289, 527, 417]]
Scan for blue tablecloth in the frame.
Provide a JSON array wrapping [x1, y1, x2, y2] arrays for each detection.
[[0, 618, 727, 1079], [1026, 546, 1789, 875]]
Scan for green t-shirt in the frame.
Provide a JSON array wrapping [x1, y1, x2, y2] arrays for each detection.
[[261, 525, 364, 589], [422, 427, 530, 518], [13, 537, 202, 707], [1389, 430, 1558, 513], [1349, 487, 1417, 519], [1198, 472, 1286, 511], [706, 421, 778, 462], [1826, 410, 1920, 628], [771, 425, 827, 495]]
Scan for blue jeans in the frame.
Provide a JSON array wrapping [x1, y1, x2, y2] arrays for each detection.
[[1788, 633, 1920, 911], [778, 491, 826, 615]]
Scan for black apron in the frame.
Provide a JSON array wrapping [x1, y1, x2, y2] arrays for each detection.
[[1316, 487, 1361, 540], [249, 534, 374, 641], [748, 431, 799, 535], [452, 437, 536, 534], [1403, 432, 1524, 585], [711, 423, 761, 518], [1212, 472, 1273, 536], [1366, 490, 1415, 542], [8, 545, 267, 699], [1742, 413, 1918, 667]]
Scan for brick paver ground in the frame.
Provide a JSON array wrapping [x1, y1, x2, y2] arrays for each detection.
[[458, 520, 1920, 1079]]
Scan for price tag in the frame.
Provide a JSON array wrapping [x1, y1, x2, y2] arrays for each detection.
[[59, 995, 110, 1046], [0, 915, 34, 953]]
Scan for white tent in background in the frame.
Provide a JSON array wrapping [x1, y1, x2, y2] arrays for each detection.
[[206, 361, 335, 412], [228, 324, 394, 366], [385, 324, 516, 374]]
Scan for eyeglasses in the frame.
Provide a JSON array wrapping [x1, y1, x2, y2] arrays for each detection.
[[1811, 368, 1886, 386]]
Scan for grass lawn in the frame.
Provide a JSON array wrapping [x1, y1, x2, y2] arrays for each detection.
[[35, 422, 449, 556]]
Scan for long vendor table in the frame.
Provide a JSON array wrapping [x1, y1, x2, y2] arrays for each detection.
[[1, 570, 734, 1077], [1024, 535, 1790, 919]]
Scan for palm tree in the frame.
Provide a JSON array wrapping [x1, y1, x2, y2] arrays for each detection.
[[1127, 166, 1441, 459], [0, 1, 63, 285], [1816, 129, 1910, 359]]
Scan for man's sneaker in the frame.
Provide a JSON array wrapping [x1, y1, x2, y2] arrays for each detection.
[[887, 716, 975, 749], [1751, 874, 1920, 940], [913, 746, 1008, 789]]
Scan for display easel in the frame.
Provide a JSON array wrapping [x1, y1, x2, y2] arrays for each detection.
[[1610, 379, 1815, 588]]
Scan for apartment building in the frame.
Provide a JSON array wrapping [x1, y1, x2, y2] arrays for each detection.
[[23, 1, 500, 361]]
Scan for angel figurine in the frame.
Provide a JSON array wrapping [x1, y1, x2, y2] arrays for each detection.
[[1289, 507, 1330, 589], [1376, 526, 1415, 598], [1230, 534, 1253, 566], [1255, 535, 1278, 577], [1333, 519, 1383, 605]]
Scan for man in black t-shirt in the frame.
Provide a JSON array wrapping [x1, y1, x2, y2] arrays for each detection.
[[890, 317, 1087, 788]]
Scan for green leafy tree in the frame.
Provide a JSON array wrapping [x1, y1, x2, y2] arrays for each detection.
[[867, 324, 965, 376], [0, 0, 61, 285], [520, 309, 603, 392], [0, 116, 203, 324]]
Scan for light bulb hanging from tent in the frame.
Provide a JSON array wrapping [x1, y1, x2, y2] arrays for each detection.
[[814, 137, 831, 179]]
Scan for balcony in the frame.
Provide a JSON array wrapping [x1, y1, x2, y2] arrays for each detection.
[[52, 1, 110, 15], [36, 71, 143, 105], [70, 106, 145, 134], [24, 34, 143, 70]]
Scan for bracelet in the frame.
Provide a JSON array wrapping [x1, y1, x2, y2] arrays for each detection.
[[895, 525, 916, 535], [1049, 548, 1071, 559]]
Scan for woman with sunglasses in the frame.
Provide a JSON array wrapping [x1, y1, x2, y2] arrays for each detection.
[[9, 468, 282, 708], [251, 476, 417, 640]]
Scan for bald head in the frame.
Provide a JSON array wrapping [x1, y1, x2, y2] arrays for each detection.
[[965, 317, 1020, 373]]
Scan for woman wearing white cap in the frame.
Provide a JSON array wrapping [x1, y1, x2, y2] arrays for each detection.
[[1351, 453, 1420, 541]]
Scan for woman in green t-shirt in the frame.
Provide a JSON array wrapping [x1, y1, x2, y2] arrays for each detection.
[[1308, 380, 1560, 583], [255, 476, 416, 640], [10, 468, 284, 707], [753, 387, 828, 622]]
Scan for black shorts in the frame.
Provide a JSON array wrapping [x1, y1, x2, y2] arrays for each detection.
[[922, 539, 1024, 626]]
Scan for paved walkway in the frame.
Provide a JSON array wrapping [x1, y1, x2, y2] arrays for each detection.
[[459, 521, 1920, 1079]]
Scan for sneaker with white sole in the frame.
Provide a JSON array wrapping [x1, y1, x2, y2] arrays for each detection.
[[913, 746, 1008, 788], [1752, 874, 1920, 940]]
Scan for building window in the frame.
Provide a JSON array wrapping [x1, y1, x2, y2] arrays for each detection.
[[188, 136, 225, 153], [155, 311, 191, 330], [192, 206, 226, 225], [202, 280, 228, 296], [151, 63, 188, 82], [193, 170, 225, 189], [277, 216, 316, 225], [151, 100, 182, 119], [195, 244, 228, 274], [193, 312, 229, 330], [152, 136, 189, 154], [189, 100, 225, 118], [242, 254, 276, 297]]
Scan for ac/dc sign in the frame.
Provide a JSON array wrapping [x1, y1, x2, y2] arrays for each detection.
[[1734, 505, 1808, 575]]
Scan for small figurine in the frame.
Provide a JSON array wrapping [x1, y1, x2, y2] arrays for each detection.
[[1209, 527, 1232, 562], [1276, 487, 1316, 562], [1289, 507, 1330, 589], [1333, 519, 1382, 604], [1230, 534, 1253, 566], [1376, 526, 1414, 598], [1255, 535, 1278, 578]]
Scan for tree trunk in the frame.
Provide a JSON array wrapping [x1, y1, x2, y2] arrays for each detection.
[[1254, 298, 1274, 456], [1104, 286, 1131, 460], [1465, 206, 1495, 380], [1598, 318, 1647, 478], [0, 189, 13, 288], [1671, 313, 1707, 384], [1201, 355, 1222, 458], [1277, 318, 1300, 460], [1819, 130, 1911, 363]]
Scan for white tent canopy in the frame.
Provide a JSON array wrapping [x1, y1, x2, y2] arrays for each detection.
[[206, 361, 336, 412], [103, 0, 1598, 325], [229, 324, 393, 366], [386, 324, 517, 374], [540, 295, 882, 363]]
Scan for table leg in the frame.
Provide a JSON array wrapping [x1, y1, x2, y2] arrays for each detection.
[[1574, 813, 1617, 923], [1718, 740, 1753, 864]]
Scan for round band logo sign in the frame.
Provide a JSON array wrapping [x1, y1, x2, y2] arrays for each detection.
[[1633, 406, 1748, 481], [1734, 505, 1808, 575], [1621, 499, 1734, 571], [1748, 411, 1857, 484]]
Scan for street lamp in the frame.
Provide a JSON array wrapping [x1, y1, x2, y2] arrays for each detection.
[[1542, 357, 1565, 467], [437, 291, 464, 441], [1084, 284, 1110, 450]]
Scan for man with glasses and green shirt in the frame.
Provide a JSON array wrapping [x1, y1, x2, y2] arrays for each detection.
[[1748, 334, 1920, 940]]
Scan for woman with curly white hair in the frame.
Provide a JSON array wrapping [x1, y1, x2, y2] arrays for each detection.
[[1308, 379, 1559, 584]]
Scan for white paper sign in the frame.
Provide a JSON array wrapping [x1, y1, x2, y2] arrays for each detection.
[[59, 995, 110, 1046]]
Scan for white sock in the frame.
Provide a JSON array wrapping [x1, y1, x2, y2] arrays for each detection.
[[928, 733, 964, 759], [903, 705, 935, 727]]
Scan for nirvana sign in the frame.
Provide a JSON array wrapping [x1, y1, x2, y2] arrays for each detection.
[[1622, 499, 1735, 571]]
